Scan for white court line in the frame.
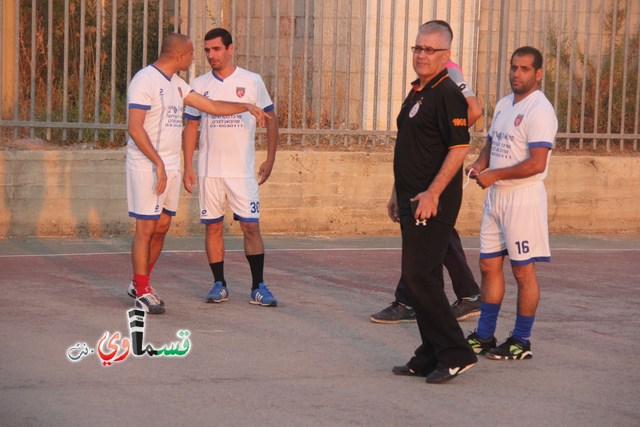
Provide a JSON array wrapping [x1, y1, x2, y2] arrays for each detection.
[[0, 246, 638, 258]]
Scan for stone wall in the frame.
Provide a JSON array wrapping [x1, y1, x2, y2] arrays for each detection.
[[0, 150, 638, 238]]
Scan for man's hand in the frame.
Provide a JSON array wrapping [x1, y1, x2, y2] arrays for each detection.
[[410, 190, 439, 220], [247, 105, 268, 128], [474, 169, 498, 189], [154, 162, 167, 195], [387, 190, 400, 223], [257, 160, 274, 185], [465, 161, 484, 179], [183, 168, 196, 194]]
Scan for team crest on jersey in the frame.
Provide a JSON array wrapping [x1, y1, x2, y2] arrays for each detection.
[[409, 102, 420, 118], [236, 87, 245, 98], [514, 114, 524, 127]]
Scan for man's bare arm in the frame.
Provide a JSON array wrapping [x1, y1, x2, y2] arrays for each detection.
[[257, 109, 279, 184], [184, 91, 267, 127], [128, 108, 167, 195], [465, 95, 482, 127], [182, 119, 199, 194], [412, 146, 469, 220], [474, 147, 550, 189]]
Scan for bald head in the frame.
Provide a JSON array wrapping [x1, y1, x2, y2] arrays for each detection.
[[156, 33, 194, 72], [160, 33, 192, 57]]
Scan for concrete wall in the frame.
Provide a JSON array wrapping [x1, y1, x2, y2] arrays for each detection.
[[0, 150, 638, 238]]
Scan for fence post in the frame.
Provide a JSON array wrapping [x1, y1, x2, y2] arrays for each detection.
[[1, 1, 16, 125], [495, 0, 510, 100]]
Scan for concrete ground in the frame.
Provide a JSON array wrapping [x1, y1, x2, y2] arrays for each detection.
[[0, 234, 638, 426]]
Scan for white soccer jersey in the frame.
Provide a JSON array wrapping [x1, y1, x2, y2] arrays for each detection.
[[487, 90, 558, 186], [184, 67, 274, 178], [126, 65, 192, 171]]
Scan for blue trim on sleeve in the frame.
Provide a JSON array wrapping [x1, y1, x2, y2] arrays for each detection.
[[184, 112, 201, 121], [233, 213, 260, 223], [487, 134, 493, 143], [162, 208, 176, 217], [510, 256, 551, 266], [201, 215, 225, 224], [129, 103, 151, 110], [263, 104, 275, 113], [128, 212, 161, 220], [480, 249, 508, 259], [528, 141, 553, 149]]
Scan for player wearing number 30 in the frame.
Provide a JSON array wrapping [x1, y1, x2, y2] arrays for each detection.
[[465, 46, 558, 360], [183, 28, 279, 307]]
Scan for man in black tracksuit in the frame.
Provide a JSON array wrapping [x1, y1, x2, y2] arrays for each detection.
[[390, 21, 478, 384]]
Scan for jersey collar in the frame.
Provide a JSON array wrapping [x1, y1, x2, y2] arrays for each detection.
[[211, 66, 238, 82], [150, 63, 172, 81], [411, 68, 450, 93]]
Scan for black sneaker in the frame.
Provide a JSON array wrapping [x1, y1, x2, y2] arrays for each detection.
[[369, 302, 416, 324], [135, 293, 165, 314], [467, 331, 497, 354], [425, 362, 476, 384], [450, 296, 480, 321], [486, 336, 532, 360], [392, 364, 427, 377]]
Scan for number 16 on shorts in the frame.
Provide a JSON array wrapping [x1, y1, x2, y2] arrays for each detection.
[[515, 240, 529, 254]]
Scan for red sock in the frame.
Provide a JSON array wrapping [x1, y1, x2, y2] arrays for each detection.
[[133, 273, 152, 296], [132, 263, 155, 284]]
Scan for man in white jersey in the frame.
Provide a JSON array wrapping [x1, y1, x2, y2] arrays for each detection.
[[464, 46, 558, 360], [183, 28, 279, 307], [126, 33, 267, 315]]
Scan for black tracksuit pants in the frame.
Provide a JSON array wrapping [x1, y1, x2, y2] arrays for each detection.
[[395, 227, 478, 306], [400, 215, 477, 372]]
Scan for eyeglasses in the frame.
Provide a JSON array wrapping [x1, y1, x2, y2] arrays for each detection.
[[411, 46, 449, 55]]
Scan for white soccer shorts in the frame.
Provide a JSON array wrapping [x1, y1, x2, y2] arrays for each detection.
[[126, 169, 181, 219], [479, 181, 550, 265], [198, 176, 260, 224]]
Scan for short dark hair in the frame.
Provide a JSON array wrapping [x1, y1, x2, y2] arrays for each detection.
[[511, 46, 543, 70], [204, 28, 233, 47], [421, 20, 453, 41]]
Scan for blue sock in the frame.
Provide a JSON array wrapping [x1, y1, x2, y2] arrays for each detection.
[[513, 315, 535, 343], [476, 302, 500, 340]]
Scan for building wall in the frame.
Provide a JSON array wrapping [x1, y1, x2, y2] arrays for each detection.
[[1, 150, 638, 238]]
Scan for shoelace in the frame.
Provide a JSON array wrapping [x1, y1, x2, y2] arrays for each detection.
[[463, 168, 473, 190], [141, 293, 161, 305]]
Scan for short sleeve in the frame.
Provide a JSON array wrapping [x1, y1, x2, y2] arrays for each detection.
[[183, 78, 201, 121], [447, 64, 475, 98], [184, 104, 201, 121], [255, 76, 274, 112], [526, 103, 558, 150], [128, 74, 152, 110], [440, 86, 470, 149], [177, 77, 193, 101]]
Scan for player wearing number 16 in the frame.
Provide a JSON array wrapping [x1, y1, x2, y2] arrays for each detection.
[[465, 46, 558, 361], [183, 28, 279, 307]]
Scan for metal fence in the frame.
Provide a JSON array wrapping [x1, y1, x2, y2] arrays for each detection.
[[1, 0, 638, 151]]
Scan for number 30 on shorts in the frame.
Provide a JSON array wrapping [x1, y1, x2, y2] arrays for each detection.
[[515, 240, 529, 254], [250, 202, 260, 214]]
